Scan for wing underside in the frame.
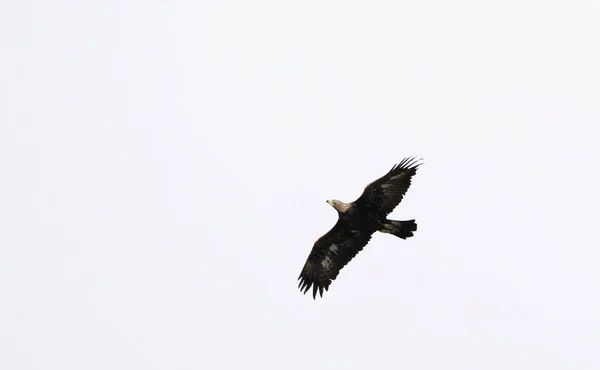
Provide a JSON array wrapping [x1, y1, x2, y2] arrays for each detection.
[[298, 223, 374, 299]]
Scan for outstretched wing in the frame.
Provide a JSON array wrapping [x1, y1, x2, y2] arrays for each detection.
[[298, 220, 375, 299], [353, 157, 421, 217]]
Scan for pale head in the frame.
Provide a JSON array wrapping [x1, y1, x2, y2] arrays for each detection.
[[326, 199, 351, 213]]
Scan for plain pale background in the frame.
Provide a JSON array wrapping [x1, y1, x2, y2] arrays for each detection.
[[2, 1, 599, 369]]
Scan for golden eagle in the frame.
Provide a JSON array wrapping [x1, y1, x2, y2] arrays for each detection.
[[298, 157, 422, 299]]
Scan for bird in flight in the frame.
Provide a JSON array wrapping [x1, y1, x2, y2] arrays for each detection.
[[298, 157, 422, 299]]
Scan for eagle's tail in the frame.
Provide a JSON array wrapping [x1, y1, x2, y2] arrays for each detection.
[[378, 219, 417, 239]]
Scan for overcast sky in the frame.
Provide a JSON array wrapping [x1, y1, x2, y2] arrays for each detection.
[[2, 1, 599, 369]]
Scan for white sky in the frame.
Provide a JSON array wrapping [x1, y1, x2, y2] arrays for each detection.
[[2, 1, 599, 369]]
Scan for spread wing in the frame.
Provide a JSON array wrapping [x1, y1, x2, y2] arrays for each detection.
[[353, 157, 421, 217], [298, 220, 375, 299]]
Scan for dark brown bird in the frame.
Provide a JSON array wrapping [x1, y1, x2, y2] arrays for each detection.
[[298, 157, 422, 299]]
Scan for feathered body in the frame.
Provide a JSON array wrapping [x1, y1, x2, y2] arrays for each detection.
[[298, 157, 422, 299]]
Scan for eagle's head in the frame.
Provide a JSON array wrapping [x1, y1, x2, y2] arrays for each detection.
[[327, 199, 351, 213]]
